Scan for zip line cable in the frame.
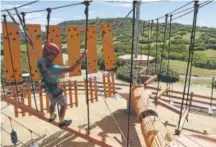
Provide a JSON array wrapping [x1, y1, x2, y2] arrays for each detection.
[[1, 0, 39, 12]]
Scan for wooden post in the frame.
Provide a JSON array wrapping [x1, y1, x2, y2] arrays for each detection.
[[110, 72, 115, 96], [20, 87, 25, 117], [93, 77, 98, 102], [89, 78, 94, 103], [102, 73, 107, 98], [107, 73, 112, 97], [27, 86, 32, 116], [74, 81, 78, 107], [69, 81, 73, 108], [39, 88, 43, 112], [46, 93, 50, 113], [155, 87, 168, 102], [13, 87, 19, 117]]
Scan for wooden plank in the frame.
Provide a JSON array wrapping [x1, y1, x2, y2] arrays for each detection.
[[66, 26, 81, 76], [138, 67, 148, 75], [144, 75, 158, 87], [21, 88, 25, 117], [87, 26, 97, 73], [1, 95, 118, 147], [110, 72, 115, 96], [26, 24, 42, 81], [2, 23, 22, 82], [101, 23, 116, 70], [157, 99, 181, 114], [155, 87, 168, 101], [47, 25, 63, 65]]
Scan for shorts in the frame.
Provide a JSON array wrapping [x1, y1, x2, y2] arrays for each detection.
[[47, 93, 67, 107]]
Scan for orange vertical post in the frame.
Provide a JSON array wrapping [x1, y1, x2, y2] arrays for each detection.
[[74, 81, 78, 107], [69, 81, 73, 108], [27, 86, 32, 116], [2, 23, 22, 82], [47, 25, 63, 65], [39, 88, 43, 112], [89, 78, 94, 103], [87, 26, 97, 73], [101, 23, 116, 70], [66, 26, 81, 76], [26, 25, 42, 81], [94, 77, 98, 102], [102, 73, 107, 98]]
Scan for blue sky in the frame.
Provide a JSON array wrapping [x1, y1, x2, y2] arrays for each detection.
[[1, 0, 216, 31]]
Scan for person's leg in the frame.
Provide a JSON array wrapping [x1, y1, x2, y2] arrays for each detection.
[[57, 94, 72, 127], [48, 93, 57, 121]]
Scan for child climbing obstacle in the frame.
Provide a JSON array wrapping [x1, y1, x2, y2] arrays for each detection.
[[37, 42, 87, 127]]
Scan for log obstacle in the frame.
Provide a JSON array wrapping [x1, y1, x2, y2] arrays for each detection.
[[132, 87, 174, 147]]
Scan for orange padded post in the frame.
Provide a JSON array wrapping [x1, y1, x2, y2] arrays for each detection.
[[39, 88, 43, 112], [27, 86, 32, 116], [101, 23, 116, 70], [47, 25, 63, 65], [74, 81, 78, 107], [26, 24, 42, 81], [66, 26, 81, 76], [87, 26, 97, 73], [2, 23, 22, 82], [84, 79, 88, 102], [68, 81, 73, 108]]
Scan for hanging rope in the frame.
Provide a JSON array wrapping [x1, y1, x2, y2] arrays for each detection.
[[167, 15, 173, 103], [155, 14, 169, 100], [177, 1, 199, 134], [146, 20, 153, 74], [127, 1, 136, 146], [2, 14, 21, 104], [155, 18, 159, 74], [84, 0, 90, 134], [46, 8, 52, 41], [20, 12, 39, 112]]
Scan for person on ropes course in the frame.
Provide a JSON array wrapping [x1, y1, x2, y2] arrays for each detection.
[[37, 42, 87, 128]]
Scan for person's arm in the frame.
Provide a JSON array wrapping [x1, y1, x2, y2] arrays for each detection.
[[60, 51, 87, 74]]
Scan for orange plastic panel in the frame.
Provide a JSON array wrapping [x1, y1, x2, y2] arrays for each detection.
[[66, 26, 81, 76], [101, 23, 116, 70], [26, 25, 42, 81], [87, 26, 97, 73], [47, 25, 63, 65], [2, 23, 22, 82]]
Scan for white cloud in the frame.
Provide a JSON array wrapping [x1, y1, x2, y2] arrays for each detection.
[[119, 3, 132, 8]]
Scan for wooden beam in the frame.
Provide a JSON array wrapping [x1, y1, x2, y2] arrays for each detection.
[[155, 87, 168, 101], [138, 67, 148, 75], [1, 96, 119, 147], [157, 99, 181, 114], [144, 75, 158, 87]]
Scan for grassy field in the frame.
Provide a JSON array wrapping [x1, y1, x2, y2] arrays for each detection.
[[195, 49, 216, 58], [166, 59, 216, 77]]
